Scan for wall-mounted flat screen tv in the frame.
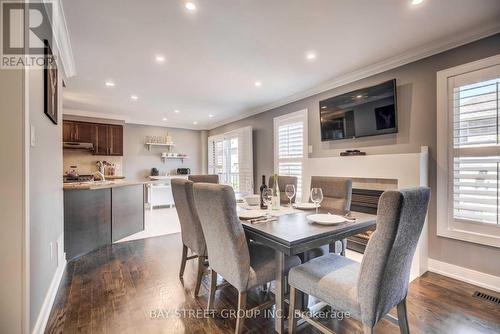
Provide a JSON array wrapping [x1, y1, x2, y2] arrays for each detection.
[[319, 79, 398, 141]]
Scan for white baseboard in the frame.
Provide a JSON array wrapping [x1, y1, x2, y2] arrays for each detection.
[[428, 258, 500, 293], [32, 255, 67, 334]]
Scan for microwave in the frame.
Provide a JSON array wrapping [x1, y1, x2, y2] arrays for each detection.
[[177, 168, 190, 175]]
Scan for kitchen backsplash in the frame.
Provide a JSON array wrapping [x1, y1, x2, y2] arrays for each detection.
[[63, 150, 123, 176]]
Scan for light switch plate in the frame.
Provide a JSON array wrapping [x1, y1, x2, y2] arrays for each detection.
[[308, 145, 313, 154], [30, 125, 35, 147]]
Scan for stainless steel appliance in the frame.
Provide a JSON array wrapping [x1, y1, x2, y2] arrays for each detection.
[[177, 168, 190, 175]]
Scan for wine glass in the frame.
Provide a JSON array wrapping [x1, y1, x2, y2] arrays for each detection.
[[262, 188, 273, 213], [285, 184, 296, 207], [310, 188, 323, 214]]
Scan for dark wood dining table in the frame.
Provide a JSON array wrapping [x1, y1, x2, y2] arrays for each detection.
[[240, 207, 377, 333]]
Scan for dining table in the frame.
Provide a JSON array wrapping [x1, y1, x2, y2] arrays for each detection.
[[238, 204, 377, 333]]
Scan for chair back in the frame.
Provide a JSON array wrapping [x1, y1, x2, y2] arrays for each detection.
[[310, 176, 352, 214], [193, 183, 251, 291], [188, 174, 219, 183], [171, 179, 207, 256], [269, 175, 298, 204], [357, 187, 430, 326]]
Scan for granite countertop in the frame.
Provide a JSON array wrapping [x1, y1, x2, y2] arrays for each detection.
[[63, 175, 189, 190], [63, 179, 161, 190]]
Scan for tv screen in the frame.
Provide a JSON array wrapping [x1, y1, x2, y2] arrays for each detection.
[[319, 79, 397, 141]]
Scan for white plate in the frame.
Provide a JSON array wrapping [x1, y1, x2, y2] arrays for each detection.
[[307, 214, 347, 225], [239, 210, 266, 220], [293, 203, 319, 210]]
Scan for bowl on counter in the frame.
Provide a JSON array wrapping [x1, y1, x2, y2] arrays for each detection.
[[244, 194, 260, 206]]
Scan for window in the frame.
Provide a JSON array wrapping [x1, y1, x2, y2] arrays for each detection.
[[437, 55, 500, 248], [208, 126, 253, 194], [274, 110, 308, 201]]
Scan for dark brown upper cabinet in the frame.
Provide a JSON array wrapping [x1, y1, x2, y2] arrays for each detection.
[[63, 120, 123, 156], [93, 123, 109, 155], [63, 121, 93, 143], [107, 125, 123, 156]]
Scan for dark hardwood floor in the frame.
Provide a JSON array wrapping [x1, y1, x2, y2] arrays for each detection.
[[45, 233, 500, 334]]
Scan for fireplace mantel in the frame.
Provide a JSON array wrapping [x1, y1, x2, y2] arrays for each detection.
[[303, 146, 429, 281]]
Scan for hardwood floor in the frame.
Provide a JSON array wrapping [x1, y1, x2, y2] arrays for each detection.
[[45, 233, 500, 334]]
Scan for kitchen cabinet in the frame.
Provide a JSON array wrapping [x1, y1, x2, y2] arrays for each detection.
[[108, 125, 123, 156], [93, 124, 109, 155], [63, 120, 123, 156], [63, 121, 93, 143]]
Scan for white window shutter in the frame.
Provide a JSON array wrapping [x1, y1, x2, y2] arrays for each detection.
[[274, 110, 308, 201], [451, 72, 500, 226]]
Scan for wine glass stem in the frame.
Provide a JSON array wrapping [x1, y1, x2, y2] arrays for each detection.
[[316, 203, 318, 214]]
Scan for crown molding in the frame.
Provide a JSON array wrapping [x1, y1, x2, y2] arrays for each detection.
[[44, 0, 77, 79], [208, 22, 500, 130]]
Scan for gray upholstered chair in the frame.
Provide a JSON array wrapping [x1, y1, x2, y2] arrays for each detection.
[[171, 179, 207, 297], [193, 183, 301, 334], [302, 176, 353, 261], [288, 187, 431, 334], [188, 174, 219, 183], [310, 176, 352, 214], [269, 175, 298, 204]]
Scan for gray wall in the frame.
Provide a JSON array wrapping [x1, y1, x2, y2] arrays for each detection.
[[210, 33, 500, 277], [29, 66, 65, 329], [123, 124, 202, 179], [0, 61, 25, 333]]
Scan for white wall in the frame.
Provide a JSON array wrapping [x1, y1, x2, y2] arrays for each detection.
[[123, 123, 202, 178], [0, 60, 26, 334], [28, 66, 65, 332]]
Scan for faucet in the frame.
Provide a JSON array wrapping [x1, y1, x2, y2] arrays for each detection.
[[93, 171, 106, 182]]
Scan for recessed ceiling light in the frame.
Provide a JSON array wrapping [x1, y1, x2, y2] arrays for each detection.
[[162, 117, 167, 121], [130, 94, 139, 101], [306, 52, 317, 61], [321, 106, 327, 109], [193, 121, 198, 125], [254, 81, 262, 87], [208, 114, 214, 118], [411, 0, 424, 5], [185, 2, 196, 11], [174, 109, 180, 113], [155, 55, 166, 63], [105, 80, 115, 87], [356, 94, 363, 98]]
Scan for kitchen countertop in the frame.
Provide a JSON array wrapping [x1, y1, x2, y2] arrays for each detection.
[[63, 179, 161, 190], [63, 175, 189, 190]]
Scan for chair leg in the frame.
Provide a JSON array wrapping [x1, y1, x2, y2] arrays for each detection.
[[179, 244, 188, 279], [207, 269, 218, 310], [397, 297, 410, 334], [363, 325, 374, 334], [235, 291, 247, 334], [288, 286, 298, 334], [193, 256, 205, 297]]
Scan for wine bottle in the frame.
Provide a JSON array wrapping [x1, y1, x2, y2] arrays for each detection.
[[272, 173, 280, 210], [260, 175, 268, 209]]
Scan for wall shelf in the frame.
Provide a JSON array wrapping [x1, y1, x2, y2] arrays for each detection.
[[161, 156, 188, 163], [145, 142, 175, 151]]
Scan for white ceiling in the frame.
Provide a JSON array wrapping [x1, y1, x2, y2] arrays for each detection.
[[61, 0, 500, 130]]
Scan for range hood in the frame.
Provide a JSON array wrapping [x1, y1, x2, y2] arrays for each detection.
[[63, 142, 94, 150]]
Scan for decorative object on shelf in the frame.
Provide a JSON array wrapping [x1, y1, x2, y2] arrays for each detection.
[[340, 149, 366, 156], [151, 168, 159, 176], [44, 39, 58, 125]]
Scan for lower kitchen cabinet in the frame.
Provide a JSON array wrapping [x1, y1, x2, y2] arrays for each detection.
[[64, 188, 111, 260], [64, 184, 145, 260]]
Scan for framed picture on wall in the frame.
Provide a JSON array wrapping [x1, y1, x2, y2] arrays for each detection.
[[44, 39, 58, 125]]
